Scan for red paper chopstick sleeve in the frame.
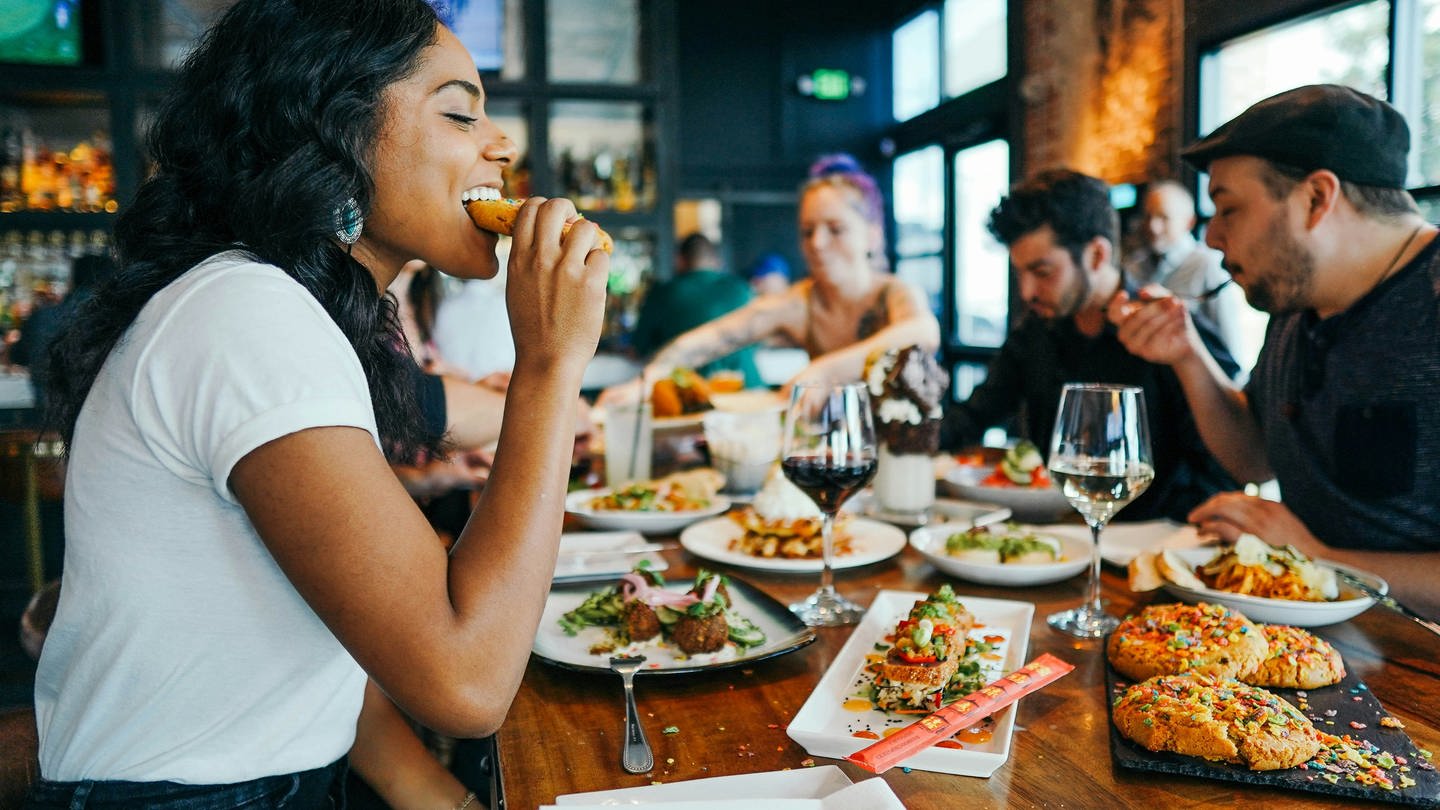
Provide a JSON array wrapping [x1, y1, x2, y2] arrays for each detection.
[[846, 653, 1075, 774]]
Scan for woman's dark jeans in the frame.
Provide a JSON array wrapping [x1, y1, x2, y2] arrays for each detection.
[[25, 759, 347, 809]]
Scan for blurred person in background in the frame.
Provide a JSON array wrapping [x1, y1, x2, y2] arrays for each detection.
[[599, 153, 939, 404], [745, 251, 792, 297], [1125, 179, 1255, 368], [630, 232, 761, 388]]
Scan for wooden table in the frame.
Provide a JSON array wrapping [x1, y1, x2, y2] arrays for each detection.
[[497, 535, 1440, 809]]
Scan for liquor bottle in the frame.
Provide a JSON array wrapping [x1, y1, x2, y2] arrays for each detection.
[[0, 127, 20, 212]]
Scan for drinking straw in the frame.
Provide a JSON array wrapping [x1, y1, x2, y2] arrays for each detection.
[[628, 372, 645, 482]]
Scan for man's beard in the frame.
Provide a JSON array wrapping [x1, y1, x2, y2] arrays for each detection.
[[1050, 266, 1091, 322], [1237, 211, 1314, 314]]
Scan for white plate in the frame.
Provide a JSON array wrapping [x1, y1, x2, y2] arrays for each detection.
[[847, 491, 1011, 530], [551, 766, 903, 808], [1157, 548, 1384, 627], [909, 524, 1091, 586], [565, 489, 732, 535], [940, 465, 1072, 523], [709, 389, 787, 413], [678, 516, 907, 572], [533, 574, 815, 675], [787, 591, 1033, 776], [552, 531, 669, 583]]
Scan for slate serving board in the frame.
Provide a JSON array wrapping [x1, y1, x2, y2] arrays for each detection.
[[1106, 664, 1440, 807]]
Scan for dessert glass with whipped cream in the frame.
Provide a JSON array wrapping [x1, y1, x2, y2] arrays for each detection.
[[864, 346, 948, 519]]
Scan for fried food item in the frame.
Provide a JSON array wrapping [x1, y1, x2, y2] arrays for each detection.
[[1112, 674, 1323, 771], [464, 197, 614, 253], [874, 586, 975, 712], [671, 610, 729, 654], [588, 469, 724, 512], [651, 368, 713, 418], [1247, 624, 1346, 689], [727, 508, 851, 559], [1106, 602, 1268, 683], [621, 599, 661, 643], [1196, 534, 1338, 601]]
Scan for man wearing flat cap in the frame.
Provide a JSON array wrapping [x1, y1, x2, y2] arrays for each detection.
[[1111, 84, 1440, 616]]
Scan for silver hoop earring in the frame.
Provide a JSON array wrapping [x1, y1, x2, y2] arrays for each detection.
[[334, 197, 363, 245]]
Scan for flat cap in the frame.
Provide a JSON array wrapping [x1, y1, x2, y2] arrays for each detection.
[[1182, 84, 1410, 188]]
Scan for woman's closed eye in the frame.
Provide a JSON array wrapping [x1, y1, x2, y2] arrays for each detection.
[[444, 112, 478, 128]]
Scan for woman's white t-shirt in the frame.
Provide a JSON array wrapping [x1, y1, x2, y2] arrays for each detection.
[[35, 252, 377, 783]]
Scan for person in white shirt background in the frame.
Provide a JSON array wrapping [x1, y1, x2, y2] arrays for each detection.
[[1125, 179, 1266, 374]]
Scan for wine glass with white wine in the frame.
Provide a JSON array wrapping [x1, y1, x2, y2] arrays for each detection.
[[1047, 383, 1154, 638]]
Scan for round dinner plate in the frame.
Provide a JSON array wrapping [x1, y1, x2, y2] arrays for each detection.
[[940, 465, 1073, 523], [909, 524, 1091, 586], [565, 489, 731, 535], [678, 515, 907, 572], [1157, 547, 1384, 627]]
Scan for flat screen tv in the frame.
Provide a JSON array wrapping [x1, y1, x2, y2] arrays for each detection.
[[430, 0, 505, 73], [0, 0, 82, 66]]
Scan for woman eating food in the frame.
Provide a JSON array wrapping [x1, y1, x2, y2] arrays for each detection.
[[30, 0, 607, 805], [598, 154, 940, 404]]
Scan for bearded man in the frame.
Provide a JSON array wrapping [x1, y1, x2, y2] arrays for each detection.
[[1112, 85, 1440, 616], [940, 168, 1238, 521]]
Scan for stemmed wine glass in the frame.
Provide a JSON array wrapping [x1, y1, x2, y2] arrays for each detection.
[[782, 381, 878, 627], [1047, 383, 1154, 638]]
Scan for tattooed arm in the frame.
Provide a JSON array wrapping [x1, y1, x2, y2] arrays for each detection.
[[790, 277, 940, 387]]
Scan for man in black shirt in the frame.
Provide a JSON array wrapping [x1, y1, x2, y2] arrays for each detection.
[[1111, 85, 1440, 616], [941, 168, 1237, 522]]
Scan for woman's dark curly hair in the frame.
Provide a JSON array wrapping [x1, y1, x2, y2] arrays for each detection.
[[986, 168, 1119, 268], [45, 0, 443, 462]]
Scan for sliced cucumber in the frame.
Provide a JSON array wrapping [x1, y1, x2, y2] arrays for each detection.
[[726, 613, 767, 647]]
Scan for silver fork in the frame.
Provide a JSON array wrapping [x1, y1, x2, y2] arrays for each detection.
[[608, 655, 654, 774]]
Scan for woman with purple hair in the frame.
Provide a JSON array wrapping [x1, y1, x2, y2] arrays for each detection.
[[601, 154, 939, 401]]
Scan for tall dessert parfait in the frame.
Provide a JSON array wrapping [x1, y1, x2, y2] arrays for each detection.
[[864, 346, 948, 518]]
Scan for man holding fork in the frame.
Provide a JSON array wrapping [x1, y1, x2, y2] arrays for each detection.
[[1111, 85, 1440, 616]]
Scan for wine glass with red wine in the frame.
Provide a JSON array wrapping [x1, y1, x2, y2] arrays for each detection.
[[781, 381, 877, 626]]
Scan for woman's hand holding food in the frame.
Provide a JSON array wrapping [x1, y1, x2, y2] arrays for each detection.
[[1186, 492, 1322, 554], [504, 197, 610, 377]]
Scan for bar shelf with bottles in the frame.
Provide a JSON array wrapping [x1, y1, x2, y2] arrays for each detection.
[[0, 228, 109, 334]]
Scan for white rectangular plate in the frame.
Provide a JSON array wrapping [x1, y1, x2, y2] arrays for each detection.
[[786, 591, 1033, 776]]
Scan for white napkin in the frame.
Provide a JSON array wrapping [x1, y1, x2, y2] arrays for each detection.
[[547, 765, 903, 808], [1036, 520, 1205, 566], [553, 531, 666, 581]]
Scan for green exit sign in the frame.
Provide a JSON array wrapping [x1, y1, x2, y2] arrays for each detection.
[[811, 69, 851, 100]]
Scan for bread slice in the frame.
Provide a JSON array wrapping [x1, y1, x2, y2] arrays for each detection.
[[1157, 548, 1207, 590], [1128, 550, 1166, 592], [465, 198, 614, 253]]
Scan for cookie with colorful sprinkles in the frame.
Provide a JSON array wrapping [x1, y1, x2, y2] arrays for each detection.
[[1106, 602, 1267, 683], [1245, 624, 1346, 689], [1112, 673, 1324, 770]]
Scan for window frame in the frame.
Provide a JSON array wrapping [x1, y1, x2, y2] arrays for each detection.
[[886, 1, 1020, 392], [1186, 0, 1439, 213]]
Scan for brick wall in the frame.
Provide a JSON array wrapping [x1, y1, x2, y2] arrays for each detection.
[[1020, 0, 1184, 184]]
